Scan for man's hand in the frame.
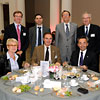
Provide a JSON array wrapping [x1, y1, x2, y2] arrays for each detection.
[[55, 62, 61, 66], [80, 65, 88, 70], [62, 61, 68, 67]]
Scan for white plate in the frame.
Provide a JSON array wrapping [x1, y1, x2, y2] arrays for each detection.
[[70, 82, 78, 87]]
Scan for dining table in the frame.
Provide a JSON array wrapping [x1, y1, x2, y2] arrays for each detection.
[[0, 66, 100, 100]]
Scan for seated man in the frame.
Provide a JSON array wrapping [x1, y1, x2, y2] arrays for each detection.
[[63, 36, 98, 72], [71, 36, 98, 72], [31, 32, 61, 66]]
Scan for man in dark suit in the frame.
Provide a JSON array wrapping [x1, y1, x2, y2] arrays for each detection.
[[31, 32, 61, 66], [70, 36, 98, 72], [29, 14, 51, 58], [77, 12, 100, 55], [3, 11, 29, 63]]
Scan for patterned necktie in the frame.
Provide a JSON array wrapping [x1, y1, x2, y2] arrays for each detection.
[[85, 26, 88, 36], [17, 25, 21, 50], [38, 27, 41, 45], [80, 52, 83, 66], [66, 24, 69, 36], [45, 47, 49, 61]]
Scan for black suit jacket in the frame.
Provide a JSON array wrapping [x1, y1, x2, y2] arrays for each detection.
[[70, 49, 98, 72], [77, 24, 100, 54], [3, 23, 29, 61], [0, 54, 22, 76], [29, 25, 51, 58]]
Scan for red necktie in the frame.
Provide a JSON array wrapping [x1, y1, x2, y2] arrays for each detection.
[[17, 25, 21, 50]]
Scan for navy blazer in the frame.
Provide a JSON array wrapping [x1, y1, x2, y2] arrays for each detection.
[[70, 49, 99, 72]]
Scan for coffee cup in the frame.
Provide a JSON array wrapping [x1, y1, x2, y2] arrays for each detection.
[[70, 79, 76, 85]]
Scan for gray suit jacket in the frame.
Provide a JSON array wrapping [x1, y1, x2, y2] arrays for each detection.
[[55, 22, 77, 63], [29, 25, 51, 58], [31, 45, 61, 65]]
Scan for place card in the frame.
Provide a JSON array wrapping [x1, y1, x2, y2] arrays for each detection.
[[40, 61, 49, 77]]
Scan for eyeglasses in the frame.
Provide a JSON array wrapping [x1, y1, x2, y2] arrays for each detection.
[[7, 45, 17, 47], [15, 16, 22, 18]]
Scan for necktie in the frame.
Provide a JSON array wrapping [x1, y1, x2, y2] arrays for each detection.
[[80, 52, 83, 66], [38, 27, 41, 45], [45, 47, 49, 61], [85, 26, 88, 36], [17, 25, 21, 50], [66, 24, 69, 36]]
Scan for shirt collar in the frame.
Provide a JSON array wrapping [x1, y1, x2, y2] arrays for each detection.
[[44, 45, 51, 49], [85, 24, 90, 28], [37, 25, 43, 28], [7, 52, 18, 61], [80, 49, 87, 54], [64, 22, 70, 26], [14, 22, 21, 27]]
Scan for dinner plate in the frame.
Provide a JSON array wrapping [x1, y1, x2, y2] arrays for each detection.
[[70, 82, 78, 87]]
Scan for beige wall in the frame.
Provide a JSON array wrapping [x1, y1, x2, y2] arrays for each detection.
[[25, 0, 50, 27], [72, 0, 100, 27]]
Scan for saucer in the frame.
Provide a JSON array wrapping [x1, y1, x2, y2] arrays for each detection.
[[70, 82, 78, 87], [81, 77, 89, 81]]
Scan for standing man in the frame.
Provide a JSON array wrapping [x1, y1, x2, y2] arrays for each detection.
[[29, 14, 51, 58], [56, 10, 77, 63], [3, 11, 29, 63], [77, 12, 100, 54]]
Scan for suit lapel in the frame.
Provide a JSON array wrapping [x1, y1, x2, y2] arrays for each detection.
[[88, 24, 93, 37], [83, 50, 89, 64], [12, 23, 18, 38], [41, 45, 44, 60], [62, 23, 67, 36], [51, 46, 55, 61]]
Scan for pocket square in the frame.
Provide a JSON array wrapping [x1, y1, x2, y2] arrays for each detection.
[[55, 55, 57, 59]]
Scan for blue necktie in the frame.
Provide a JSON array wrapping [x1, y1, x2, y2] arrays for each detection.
[[80, 52, 83, 66], [85, 26, 88, 36], [38, 27, 41, 45], [66, 24, 69, 36]]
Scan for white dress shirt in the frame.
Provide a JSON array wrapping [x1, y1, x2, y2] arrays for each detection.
[[36, 25, 43, 46], [78, 49, 87, 66], [44, 45, 51, 61], [64, 22, 70, 33], [14, 22, 21, 32], [85, 24, 90, 34], [7, 52, 19, 72]]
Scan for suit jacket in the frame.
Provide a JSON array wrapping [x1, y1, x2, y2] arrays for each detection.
[[3, 23, 29, 61], [70, 49, 98, 72], [0, 54, 22, 76], [55, 22, 77, 63], [31, 45, 61, 65], [77, 24, 100, 54], [29, 25, 51, 58]]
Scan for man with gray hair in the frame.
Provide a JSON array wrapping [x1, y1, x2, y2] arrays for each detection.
[[77, 12, 100, 72]]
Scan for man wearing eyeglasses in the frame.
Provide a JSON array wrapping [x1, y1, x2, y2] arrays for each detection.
[[56, 10, 77, 64], [31, 32, 61, 66], [3, 11, 29, 64]]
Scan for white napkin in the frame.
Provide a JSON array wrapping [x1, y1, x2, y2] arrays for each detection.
[[43, 79, 61, 88]]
